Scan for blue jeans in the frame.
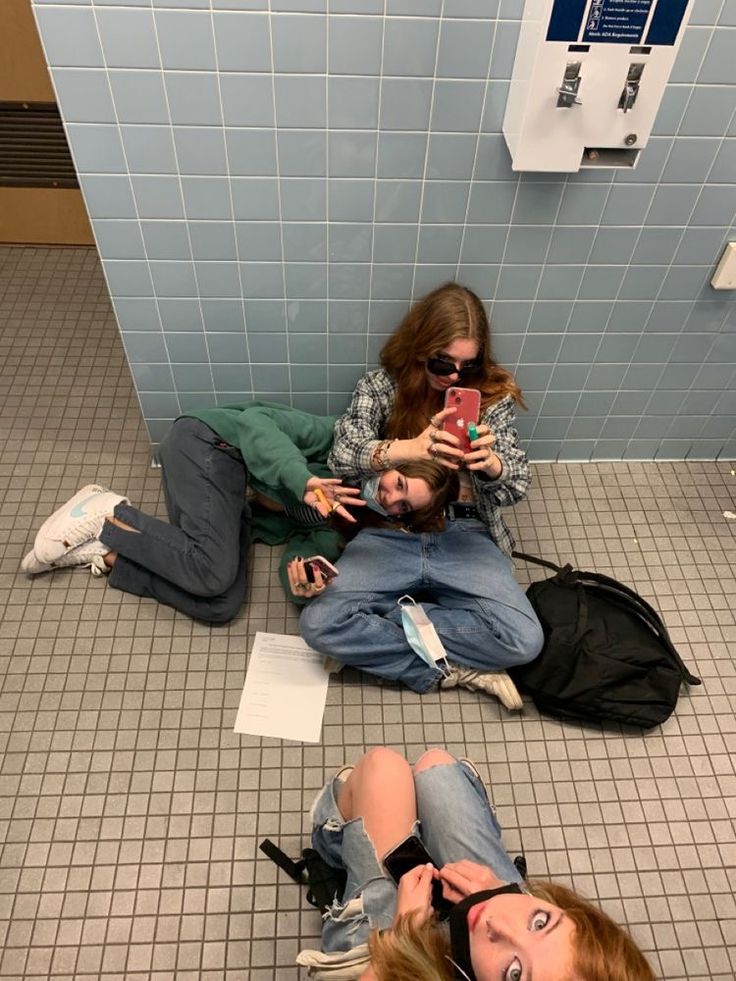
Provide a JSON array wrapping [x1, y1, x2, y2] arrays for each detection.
[[300, 523, 543, 693], [101, 417, 251, 624], [311, 759, 523, 953]]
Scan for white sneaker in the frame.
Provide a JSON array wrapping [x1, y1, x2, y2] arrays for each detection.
[[441, 665, 523, 711], [21, 539, 110, 577], [20, 549, 52, 575], [33, 484, 129, 564]]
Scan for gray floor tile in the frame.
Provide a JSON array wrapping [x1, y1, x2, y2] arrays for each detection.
[[1, 246, 734, 979]]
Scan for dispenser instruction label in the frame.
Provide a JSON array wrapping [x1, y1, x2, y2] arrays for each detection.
[[583, 0, 654, 43], [547, 0, 690, 45]]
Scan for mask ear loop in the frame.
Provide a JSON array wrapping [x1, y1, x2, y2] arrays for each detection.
[[397, 595, 452, 679], [445, 955, 474, 981]]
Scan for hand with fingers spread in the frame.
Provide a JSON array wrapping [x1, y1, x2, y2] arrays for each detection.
[[394, 863, 436, 925], [437, 860, 506, 904], [464, 423, 503, 478], [303, 476, 366, 523], [287, 555, 326, 600]]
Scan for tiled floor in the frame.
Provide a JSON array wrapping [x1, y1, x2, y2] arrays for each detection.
[[1, 245, 734, 980]]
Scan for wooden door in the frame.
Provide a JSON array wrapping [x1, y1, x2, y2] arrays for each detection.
[[0, 0, 94, 245]]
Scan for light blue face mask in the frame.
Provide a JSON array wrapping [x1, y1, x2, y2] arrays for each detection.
[[360, 474, 390, 516], [398, 595, 450, 676]]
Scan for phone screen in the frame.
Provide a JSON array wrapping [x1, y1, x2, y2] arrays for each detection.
[[383, 835, 453, 914], [383, 835, 434, 883]]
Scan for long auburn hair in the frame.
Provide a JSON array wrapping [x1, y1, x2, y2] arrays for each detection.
[[368, 880, 656, 981], [380, 282, 524, 440]]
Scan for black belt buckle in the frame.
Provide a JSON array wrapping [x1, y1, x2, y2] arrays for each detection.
[[446, 502, 478, 521]]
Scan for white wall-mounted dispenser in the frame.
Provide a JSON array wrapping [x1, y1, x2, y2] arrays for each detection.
[[503, 0, 694, 172]]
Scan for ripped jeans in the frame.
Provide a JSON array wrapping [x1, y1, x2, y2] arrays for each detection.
[[310, 760, 523, 952]]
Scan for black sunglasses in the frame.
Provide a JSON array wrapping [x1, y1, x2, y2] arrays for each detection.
[[426, 355, 482, 379]]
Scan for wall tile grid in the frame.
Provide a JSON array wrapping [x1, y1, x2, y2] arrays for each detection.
[[33, 0, 736, 460]]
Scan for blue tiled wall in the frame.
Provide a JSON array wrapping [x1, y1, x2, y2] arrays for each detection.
[[33, 0, 736, 460]]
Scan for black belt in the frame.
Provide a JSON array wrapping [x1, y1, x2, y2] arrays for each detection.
[[444, 502, 480, 520]]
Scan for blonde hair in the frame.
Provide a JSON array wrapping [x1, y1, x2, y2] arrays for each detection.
[[380, 282, 524, 441], [369, 914, 453, 981], [368, 880, 655, 981]]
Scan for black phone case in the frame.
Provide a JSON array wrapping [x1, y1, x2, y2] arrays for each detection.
[[383, 836, 453, 915]]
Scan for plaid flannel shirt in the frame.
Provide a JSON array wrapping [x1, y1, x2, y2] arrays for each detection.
[[327, 369, 530, 555]]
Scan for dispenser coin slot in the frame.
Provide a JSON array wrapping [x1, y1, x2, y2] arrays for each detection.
[[557, 62, 582, 108], [619, 63, 645, 113]]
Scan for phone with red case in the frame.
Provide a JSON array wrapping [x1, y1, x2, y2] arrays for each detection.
[[442, 387, 481, 454], [304, 555, 339, 583]]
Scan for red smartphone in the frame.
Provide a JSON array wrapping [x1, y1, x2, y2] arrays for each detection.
[[304, 555, 339, 583], [443, 387, 481, 453]]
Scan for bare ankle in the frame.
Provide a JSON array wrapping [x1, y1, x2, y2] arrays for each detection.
[[107, 515, 138, 533]]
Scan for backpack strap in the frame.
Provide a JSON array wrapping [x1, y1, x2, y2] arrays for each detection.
[[513, 552, 701, 688], [576, 571, 701, 686], [511, 550, 564, 574], [513, 551, 588, 639], [260, 839, 347, 913], [259, 838, 306, 883]]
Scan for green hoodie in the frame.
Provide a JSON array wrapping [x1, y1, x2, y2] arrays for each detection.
[[184, 401, 344, 605]]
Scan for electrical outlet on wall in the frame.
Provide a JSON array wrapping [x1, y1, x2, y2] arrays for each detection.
[[711, 243, 736, 290]]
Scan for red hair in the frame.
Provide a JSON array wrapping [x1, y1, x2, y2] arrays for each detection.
[[380, 282, 524, 439]]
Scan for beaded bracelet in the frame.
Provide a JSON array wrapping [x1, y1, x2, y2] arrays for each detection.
[[371, 438, 396, 471]]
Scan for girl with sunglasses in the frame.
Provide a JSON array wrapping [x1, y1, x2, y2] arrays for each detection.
[[300, 282, 542, 710]]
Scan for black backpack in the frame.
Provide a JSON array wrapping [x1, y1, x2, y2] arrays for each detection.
[[260, 838, 346, 913], [509, 553, 702, 730]]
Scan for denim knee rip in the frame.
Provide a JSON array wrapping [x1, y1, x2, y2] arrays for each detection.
[[311, 774, 412, 952]]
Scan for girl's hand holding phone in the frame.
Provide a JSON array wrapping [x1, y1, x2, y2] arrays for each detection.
[[287, 556, 326, 599], [394, 864, 435, 925], [303, 476, 365, 522], [464, 424, 502, 477], [437, 860, 505, 903], [414, 406, 464, 470]]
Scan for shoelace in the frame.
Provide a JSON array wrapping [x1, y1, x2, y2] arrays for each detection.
[[88, 556, 107, 578], [58, 512, 106, 547]]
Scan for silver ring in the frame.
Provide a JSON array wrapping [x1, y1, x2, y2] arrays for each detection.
[[430, 428, 438, 443], [430, 444, 437, 458]]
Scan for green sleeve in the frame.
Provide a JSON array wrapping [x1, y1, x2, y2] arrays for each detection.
[[234, 404, 336, 504], [278, 527, 344, 608]]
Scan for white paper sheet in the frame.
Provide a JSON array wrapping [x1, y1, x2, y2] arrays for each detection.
[[233, 632, 329, 743]]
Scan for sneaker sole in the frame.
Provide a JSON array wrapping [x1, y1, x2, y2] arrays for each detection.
[[20, 548, 51, 576]]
